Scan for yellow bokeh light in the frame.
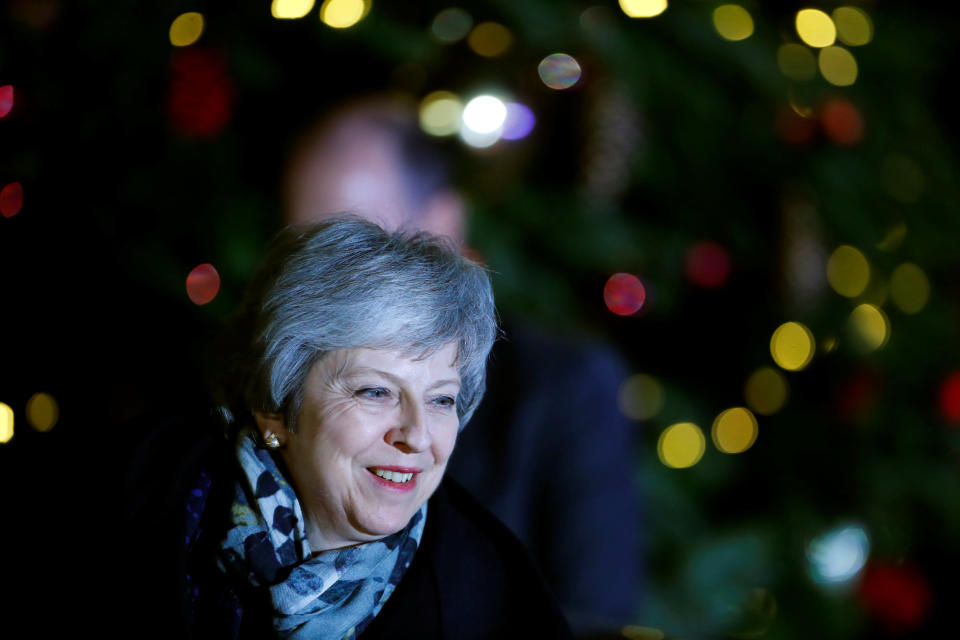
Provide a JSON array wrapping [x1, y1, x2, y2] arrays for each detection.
[[617, 374, 665, 421], [818, 46, 858, 86], [0, 402, 12, 444], [26, 392, 58, 432], [419, 91, 462, 137], [169, 12, 204, 47], [745, 367, 789, 415], [821, 335, 838, 353], [319, 0, 368, 29], [876, 222, 907, 252], [467, 22, 512, 57], [271, 0, 315, 19], [890, 263, 930, 314], [770, 321, 815, 371], [777, 44, 817, 82], [848, 303, 890, 352], [833, 7, 873, 46], [795, 9, 836, 48], [827, 245, 870, 298], [619, 0, 667, 18], [713, 5, 754, 41], [658, 422, 706, 469], [712, 407, 758, 454]]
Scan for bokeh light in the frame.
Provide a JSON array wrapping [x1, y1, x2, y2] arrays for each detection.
[[858, 562, 932, 634], [712, 407, 758, 454], [604, 273, 646, 316], [419, 91, 462, 137], [186, 263, 221, 305], [819, 46, 858, 86], [795, 9, 836, 48], [770, 321, 815, 371], [462, 95, 507, 134], [431, 7, 472, 43], [26, 392, 59, 432], [745, 367, 789, 415], [939, 372, 960, 422], [169, 12, 204, 46], [1, 182, 24, 218], [618, 0, 667, 19], [876, 222, 907, 252], [827, 245, 870, 298], [501, 102, 536, 140], [685, 241, 731, 288], [883, 153, 925, 204], [0, 402, 12, 444], [537, 53, 582, 90], [848, 303, 889, 353], [777, 44, 816, 81], [807, 524, 870, 585], [0, 85, 13, 118], [617, 374, 665, 421], [890, 263, 930, 314], [777, 109, 816, 145], [821, 98, 863, 145], [658, 422, 706, 469], [272, 0, 316, 19], [712, 5, 753, 41], [319, 0, 368, 29], [833, 7, 872, 46], [467, 22, 512, 57]]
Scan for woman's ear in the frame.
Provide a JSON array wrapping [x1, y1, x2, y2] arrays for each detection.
[[253, 410, 290, 444]]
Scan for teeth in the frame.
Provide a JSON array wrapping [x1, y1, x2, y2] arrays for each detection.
[[373, 469, 414, 483]]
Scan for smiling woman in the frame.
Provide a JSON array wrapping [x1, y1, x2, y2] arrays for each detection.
[[119, 217, 571, 639]]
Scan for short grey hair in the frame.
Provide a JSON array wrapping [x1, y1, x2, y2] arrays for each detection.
[[220, 216, 497, 431]]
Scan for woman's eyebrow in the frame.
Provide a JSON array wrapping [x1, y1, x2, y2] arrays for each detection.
[[346, 367, 460, 389]]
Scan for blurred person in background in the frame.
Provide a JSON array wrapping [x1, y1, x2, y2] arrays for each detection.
[[283, 94, 641, 634]]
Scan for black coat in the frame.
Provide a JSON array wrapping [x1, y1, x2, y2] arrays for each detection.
[[114, 413, 572, 639]]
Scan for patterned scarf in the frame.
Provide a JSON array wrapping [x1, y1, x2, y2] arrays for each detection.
[[217, 428, 426, 639]]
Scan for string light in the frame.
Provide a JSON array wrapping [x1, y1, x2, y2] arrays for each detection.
[[770, 321, 815, 371], [827, 245, 870, 298], [1, 182, 24, 218], [712, 5, 754, 42], [186, 263, 221, 305], [712, 407, 758, 454], [818, 46, 858, 86], [169, 12, 204, 46], [319, 0, 368, 29], [745, 367, 789, 415], [657, 422, 705, 469], [0, 85, 13, 118], [890, 263, 930, 314], [26, 392, 58, 432], [419, 91, 462, 137], [431, 7, 472, 43], [0, 402, 12, 444], [848, 303, 889, 353], [795, 9, 836, 48], [272, 0, 316, 19], [467, 22, 512, 57], [617, 374, 664, 421], [604, 273, 646, 316], [833, 7, 873, 46], [618, 0, 667, 19], [537, 53, 582, 90]]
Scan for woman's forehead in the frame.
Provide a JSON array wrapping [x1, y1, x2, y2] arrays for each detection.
[[313, 343, 460, 380]]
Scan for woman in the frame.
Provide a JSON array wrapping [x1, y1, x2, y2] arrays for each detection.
[[121, 217, 571, 639]]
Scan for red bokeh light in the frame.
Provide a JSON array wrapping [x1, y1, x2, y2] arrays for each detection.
[[0, 182, 24, 218], [604, 273, 646, 316], [0, 85, 13, 118], [167, 48, 234, 138], [685, 241, 731, 288], [835, 369, 880, 425], [186, 263, 221, 305], [938, 371, 960, 423], [857, 562, 932, 634], [821, 98, 864, 146], [776, 109, 816, 145]]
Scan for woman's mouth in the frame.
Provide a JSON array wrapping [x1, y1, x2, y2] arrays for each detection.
[[367, 467, 421, 491]]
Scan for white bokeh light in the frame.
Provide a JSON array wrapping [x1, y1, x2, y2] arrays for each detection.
[[806, 524, 870, 585], [461, 95, 507, 134]]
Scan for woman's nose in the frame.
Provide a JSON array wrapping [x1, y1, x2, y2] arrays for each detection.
[[385, 399, 431, 453]]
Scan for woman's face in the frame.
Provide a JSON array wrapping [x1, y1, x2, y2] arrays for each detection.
[[255, 343, 461, 551]]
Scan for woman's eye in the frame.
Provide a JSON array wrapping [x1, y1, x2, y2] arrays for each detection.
[[357, 387, 390, 399], [433, 395, 456, 408]]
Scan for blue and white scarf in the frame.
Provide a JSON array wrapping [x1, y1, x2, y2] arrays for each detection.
[[217, 428, 426, 639]]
